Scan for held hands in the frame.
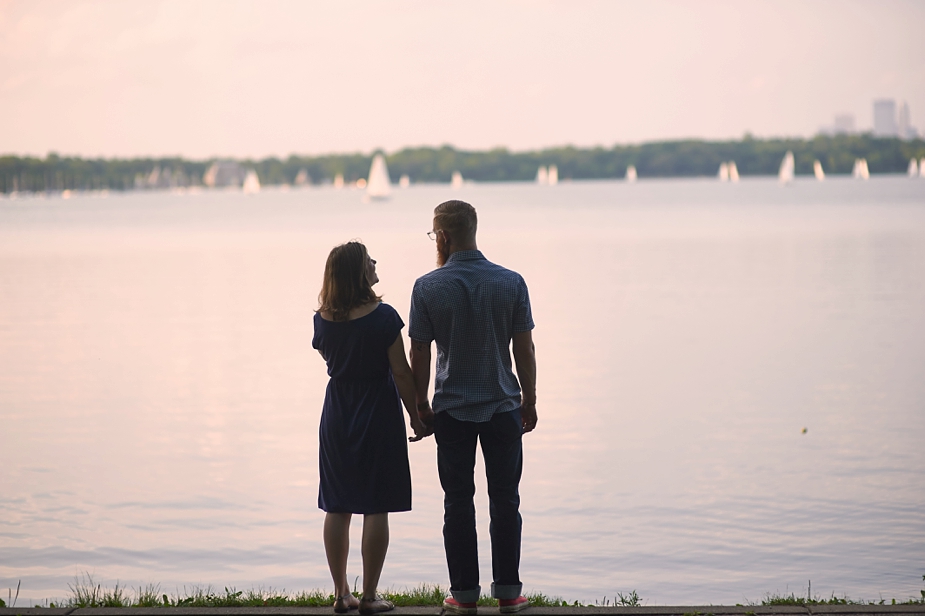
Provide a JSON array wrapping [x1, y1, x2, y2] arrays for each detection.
[[417, 401, 435, 430], [408, 403, 434, 442], [521, 398, 538, 434]]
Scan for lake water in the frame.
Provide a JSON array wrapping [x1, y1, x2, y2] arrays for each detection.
[[1, 178, 924, 606]]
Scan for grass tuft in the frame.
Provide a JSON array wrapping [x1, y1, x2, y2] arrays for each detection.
[[759, 576, 925, 606], [50, 572, 925, 609], [58, 576, 645, 608]]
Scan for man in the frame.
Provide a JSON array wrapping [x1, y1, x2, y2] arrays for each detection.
[[409, 200, 537, 615]]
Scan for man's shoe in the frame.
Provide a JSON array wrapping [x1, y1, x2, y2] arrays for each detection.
[[498, 596, 530, 613], [443, 597, 478, 615]]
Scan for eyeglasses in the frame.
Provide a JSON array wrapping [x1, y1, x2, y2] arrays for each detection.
[[427, 230, 439, 241]]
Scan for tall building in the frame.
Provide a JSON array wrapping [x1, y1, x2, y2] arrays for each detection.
[[897, 101, 917, 139], [833, 114, 855, 134], [873, 99, 898, 137]]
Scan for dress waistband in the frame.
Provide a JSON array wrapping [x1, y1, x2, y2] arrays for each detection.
[[329, 374, 390, 383]]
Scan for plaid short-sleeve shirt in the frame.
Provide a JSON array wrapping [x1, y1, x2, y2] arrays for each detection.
[[409, 250, 534, 422]]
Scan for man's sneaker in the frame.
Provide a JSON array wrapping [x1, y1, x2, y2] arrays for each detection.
[[443, 597, 478, 615], [498, 596, 530, 613]]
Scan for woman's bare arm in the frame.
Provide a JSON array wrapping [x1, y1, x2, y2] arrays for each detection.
[[388, 335, 431, 441]]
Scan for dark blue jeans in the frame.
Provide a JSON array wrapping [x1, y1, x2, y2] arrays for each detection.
[[435, 408, 523, 603]]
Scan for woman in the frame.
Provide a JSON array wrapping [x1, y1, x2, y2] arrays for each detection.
[[312, 241, 429, 615]]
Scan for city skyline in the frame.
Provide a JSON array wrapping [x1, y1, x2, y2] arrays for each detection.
[[1, 0, 923, 159]]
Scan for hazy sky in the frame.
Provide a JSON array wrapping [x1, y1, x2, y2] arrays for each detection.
[[1, 0, 922, 159]]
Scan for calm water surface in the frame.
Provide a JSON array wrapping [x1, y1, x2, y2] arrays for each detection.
[[1, 178, 924, 605]]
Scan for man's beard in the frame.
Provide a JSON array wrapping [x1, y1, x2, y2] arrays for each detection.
[[436, 245, 449, 267]]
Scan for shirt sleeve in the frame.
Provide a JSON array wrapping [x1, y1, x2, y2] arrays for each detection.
[[513, 276, 535, 333], [311, 313, 322, 350], [381, 303, 405, 348], [408, 280, 434, 342]]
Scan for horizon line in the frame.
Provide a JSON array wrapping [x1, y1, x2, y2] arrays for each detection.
[[4, 132, 913, 162]]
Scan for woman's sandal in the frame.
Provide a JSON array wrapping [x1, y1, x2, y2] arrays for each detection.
[[358, 596, 394, 615], [333, 593, 359, 614]]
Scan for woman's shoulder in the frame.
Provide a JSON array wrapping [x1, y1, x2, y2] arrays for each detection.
[[377, 302, 397, 315], [375, 302, 402, 320], [374, 302, 404, 327]]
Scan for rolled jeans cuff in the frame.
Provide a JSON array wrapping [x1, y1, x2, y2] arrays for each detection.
[[491, 583, 523, 600], [451, 586, 481, 604]]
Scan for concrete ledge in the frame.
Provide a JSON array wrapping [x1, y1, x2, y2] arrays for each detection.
[[1, 607, 922, 616], [806, 609, 925, 615], [0, 610, 75, 616]]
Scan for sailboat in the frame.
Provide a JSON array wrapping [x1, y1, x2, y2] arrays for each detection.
[[626, 165, 637, 183], [366, 154, 391, 200], [548, 165, 559, 185], [778, 151, 795, 184], [399, 174, 411, 188], [333, 174, 345, 189], [728, 161, 739, 182], [718, 162, 729, 182], [451, 171, 463, 190], [536, 166, 548, 185], [294, 169, 310, 186], [242, 169, 261, 194], [813, 160, 825, 181], [852, 158, 869, 180], [908, 158, 919, 178]]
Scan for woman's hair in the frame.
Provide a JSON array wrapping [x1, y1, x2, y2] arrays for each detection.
[[317, 241, 381, 321]]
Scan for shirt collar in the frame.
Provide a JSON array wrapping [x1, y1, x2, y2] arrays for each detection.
[[447, 249, 485, 263]]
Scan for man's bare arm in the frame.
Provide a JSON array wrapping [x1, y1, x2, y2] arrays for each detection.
[[512, 330, 537, 433], [409, 338, 434, 427]]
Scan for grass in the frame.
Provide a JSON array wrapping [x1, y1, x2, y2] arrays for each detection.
[[47, 575, 640, 609], [7, 574, 923, 609], [758, 577, 925, 606]]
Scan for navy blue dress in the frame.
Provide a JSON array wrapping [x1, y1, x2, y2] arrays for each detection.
[[312, 303, 412, 514]]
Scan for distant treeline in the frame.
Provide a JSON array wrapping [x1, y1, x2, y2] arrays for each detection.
[[3, 134, 924, 193]]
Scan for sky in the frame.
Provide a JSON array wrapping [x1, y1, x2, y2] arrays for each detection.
[[1, 0, 923, 159]]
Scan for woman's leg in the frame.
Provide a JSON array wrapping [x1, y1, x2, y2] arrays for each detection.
[[360, 513, 389, 599], [324, 512, 356, 600]]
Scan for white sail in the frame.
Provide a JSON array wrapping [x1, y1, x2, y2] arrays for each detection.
[[366, 154, 391, 199], [778, 151, 795, 184], [399, 174, 410, 188], [813, 160, 825, 181], [728, 161, 739, 182], [718, 162, 729, 182], [626, 165, 637, 183], [853, 158, 869, 180], [548, 165, 558, 186], [908, 158, 919, 178], [294, 169, 309, 186], [242, 169, 261, 194], [333, 173, 344, 189], [451, 171, 463, 190], [536, 166, 548, 185]]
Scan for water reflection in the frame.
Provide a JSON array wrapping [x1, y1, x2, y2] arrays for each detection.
[[1, 180, 923, 605]]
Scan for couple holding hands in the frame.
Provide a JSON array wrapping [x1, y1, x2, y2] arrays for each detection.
[[312, 200, 537, 615]]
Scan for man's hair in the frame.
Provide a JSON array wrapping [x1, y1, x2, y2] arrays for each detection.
[[317, 241, 381, 321], [434, 200, 477, 244]]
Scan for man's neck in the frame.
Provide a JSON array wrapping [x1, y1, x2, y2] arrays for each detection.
[[448, 242, 478, 256]]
